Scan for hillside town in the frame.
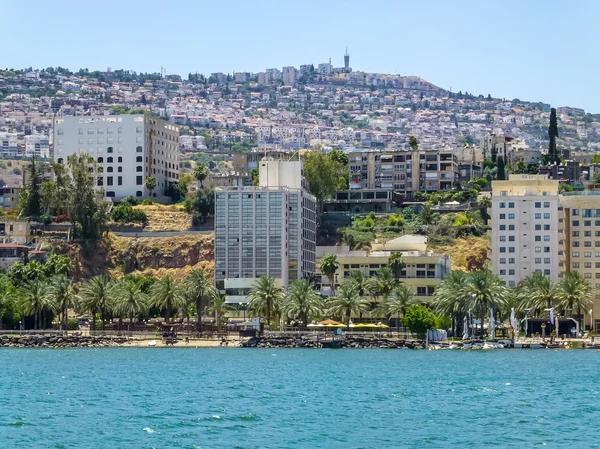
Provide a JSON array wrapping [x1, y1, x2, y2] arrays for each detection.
[[0, 56, 600, 343]]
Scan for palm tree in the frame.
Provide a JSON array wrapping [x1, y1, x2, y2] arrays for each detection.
[[193, 164, 209, 188], [319, 254, 339, 295], [477, 195, 492, 224], [368, 267, 396, 303], [381, 284, 415, 331], [247, 276, 283, 328], [50, 275, 77, 333], [79, 275, 115, 331], [387, 252, 405, 280], [465, 270, 509, 339], [282, 280, 324, 329], [327, 280, 370, 329], [0, 276, 13, 330], [18, 280, 54, 330], [557, 271, 591, 326], [184, 270, 217, 333], [150, 275, 185, 323], [517, 272, 558, 316], [432, 270, 470, 337], [114, 279, 149, 331], [350, 270, 368, 296], [207, 294, 231, 332]]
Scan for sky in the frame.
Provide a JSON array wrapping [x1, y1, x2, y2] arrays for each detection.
[[4, 0, 599, 112]]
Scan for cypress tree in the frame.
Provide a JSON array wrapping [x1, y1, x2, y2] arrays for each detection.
[[497, 156, 506, 180], [548, 108, 559, 163]]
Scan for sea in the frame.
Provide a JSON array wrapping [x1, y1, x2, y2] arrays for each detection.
[[0, 348, 599, 449]]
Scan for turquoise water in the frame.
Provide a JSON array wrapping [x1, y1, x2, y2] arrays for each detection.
[[1, 349, 599, 448]]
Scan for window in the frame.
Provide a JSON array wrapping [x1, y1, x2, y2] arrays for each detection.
[[118, 167, 122, 172], [585, 241, 592, 247], [573, 220, 580, 227], [500, 202, 506, 208], [136, 156, 142, 162], [544, 236, 550, 241], [136, 166, 142, 172], [535, 258, 541, 264], [97, 178, 103, 186], [136, 190, 143, 197], [508, 269, 515, 275], [544, 225, 550, 230], [118, 176, 122, 186], [544, 269, 550, 276], [136, 137, 142, 143], [585, 231, 592, 237], [508, 213, 515, 219], [508, 247, 515, 253], [118, 157, 122, 163], [535, 202, 541, 208], [97, 157, 103, 163], [585, 220, 592, 227], [500, 258, 506, 264], [499, 214, 506, 220], [535, 224, 541, 231], [509, 225, 515, 231], [508, 202, 515, 208], [535, 213, 542, 219], [585, 262, 592, 269], [500, 247, 506, 253], [136, 146, 142, 153], [508, 236, 515, 242], [535, 247, 542, 253], [544, 258, 550, 264], [544, 202, 550, 208], [535, 236, 541, 242], [573, 262, 580, 268], [136, 126, 142, 133], [500, 269, 506, 275], [585, 252, 592, 258], [107, 157, 113, 163], [107, 167, 113, 173], [499, 236, 506, 242], [107, 147, 113, 153], [544, 213, 550, 219], [544, 247, 550, 253], [573, 231, 580, 237], [572, 251, 580, 257], [136, 176, 143, 185], [572, 209, 579, 216], [509, 258, 515, 264], [500, 225, 506, 231], [57, 158, 63, 164], [106, 176, 113, 186], [509, 281, 515, 287]]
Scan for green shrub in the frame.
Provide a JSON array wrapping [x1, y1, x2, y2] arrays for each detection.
[[388, 215, 404, 227], [121, 196, 139, 206], [67, 318, 79, 330], [112, 205, 148, 224], [141, 199, 155, 206]]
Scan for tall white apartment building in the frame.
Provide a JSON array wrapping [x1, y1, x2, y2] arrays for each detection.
[[53, 114, 179, 199], [215, 159, 317, 304], [0, 133, 19, 157], [491, 174, 560, 286], [24, 134, 50, 159]]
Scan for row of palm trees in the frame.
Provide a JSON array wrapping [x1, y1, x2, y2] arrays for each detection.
[[12, 270, 228, 331], [247, 267, 416, 330]]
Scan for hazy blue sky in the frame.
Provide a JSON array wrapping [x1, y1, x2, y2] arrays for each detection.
[[4, 0, 598, 112]]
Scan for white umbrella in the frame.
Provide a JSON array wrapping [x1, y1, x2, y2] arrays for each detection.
[[489, 308, 495, 338], [307, 323, 324, 328], [462, 316, 469, 340], [510, 308, 516, 329]]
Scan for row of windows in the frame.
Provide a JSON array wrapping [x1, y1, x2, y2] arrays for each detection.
[[499, 213, 551, 220], [572, 262, 600, 269], [572, 220, 600, 227], [572, 252, 600, 258], [500, 268, 551, 277], [573, 231, 600, 237], [573, 241, 600, 247]]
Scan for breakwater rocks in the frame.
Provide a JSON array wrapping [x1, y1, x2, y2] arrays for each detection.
[[0, 335, 124, 348], [246, 335, 427, 349]]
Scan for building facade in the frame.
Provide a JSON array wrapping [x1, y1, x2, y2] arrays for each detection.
[[53, 114, 179, 199], [491, 174, 560, 286], [24, 134, 50, 158], [215, 160, 316, 304]]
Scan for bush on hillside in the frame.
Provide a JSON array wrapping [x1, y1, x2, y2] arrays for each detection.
[[111, 205, 148, 224], [121, 196, 139, 206]]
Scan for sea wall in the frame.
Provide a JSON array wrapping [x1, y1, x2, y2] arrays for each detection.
[[0, 335, 124, 348], [253, 335, 427, 349]]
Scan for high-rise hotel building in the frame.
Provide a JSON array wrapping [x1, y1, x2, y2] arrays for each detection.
[[215, 159, 317, 304], [53, 114, 179, 198], [490, 174, 560, 286]]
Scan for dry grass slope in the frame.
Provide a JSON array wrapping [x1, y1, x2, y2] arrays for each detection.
[[429, 235, 490, 272], [134, 204, 192, 231]]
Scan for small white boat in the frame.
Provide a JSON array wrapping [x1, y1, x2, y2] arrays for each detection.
[[148, 340, 157, 347]]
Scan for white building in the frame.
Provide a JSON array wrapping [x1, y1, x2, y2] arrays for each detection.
[[282, 66, 296, 86], [53, 114, 179, 199], [0, 133, 20, 157], [491, 174, 560, 286], [318, 62, 333, 76], [214, 159, 316, 304], [24, 134, 50, 159]]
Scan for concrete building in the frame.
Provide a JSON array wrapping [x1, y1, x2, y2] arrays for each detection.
[[490, 174, 560, 287], [480, 134, 514, 161], [558, 191, 600, 332], [24, 134, 50, 158], [214, 159, 317, 305], [316, 235, 451, 309], [53, 114, 179, 199], [318, 62, 333, 76], [282, 67, 296, 86], [0, 220, 31, 244], [0, 187, 20, 210], [0, 132, 20, 157]]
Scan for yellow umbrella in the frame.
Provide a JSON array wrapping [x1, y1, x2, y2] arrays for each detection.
[[325, 323, 336, 327], [354, 323, 370, 328], [335, 323, 346, 328], [377, 323, 390, 329]]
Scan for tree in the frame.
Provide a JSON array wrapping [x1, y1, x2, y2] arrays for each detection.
[[184, 270, 217, 333], [477, 196, 491, 225], [45, 253, 75, 277], [150, 276, 185, 323], [0, 278, 12, 330], [557, 271, 591, 322], [548, 107, 559, 163], [350, 270, 369, 297], [184, 187, 214, 224], [247, 276, 283, 328], [193, 165, 209, 188], [497, 156, 506, 180], [511, 160, 527, 174], [368, 266, 396, 302], [67, 154, 110, 240], [206, 295, 231, 332], [251, 168, 259, 186], [466, 270, 509, 339], [408, 135, 419, 152], [282, 279, 324, 329], [303, 151, 349, 213], [402, 304, 436, 337], [387, 252, 405, 280], [19, 156, 42, 218], [329, 149, 349, 167], [517, 271, 558, 316], [327, 280, 370, 328], [381, 284, 415, 330], [144, 176, 157, 197], [319, 254, 339, 294], [79, 275, 115, 331], [592, 154, 600, 164], [18, 280, 54, 330], [114, 279, 148, 330], [50, 275, 76, 332]]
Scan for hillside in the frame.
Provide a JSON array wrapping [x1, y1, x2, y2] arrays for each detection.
[[133, 204, 192, 231], [44, 233, 214, 281], [429, 236, 490, 272]]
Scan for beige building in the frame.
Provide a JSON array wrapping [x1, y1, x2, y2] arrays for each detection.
[[0, 220, 31, 244], [490, 174, 560, 287], [347, 149, 458, 199], [559, 191, 600, 331], [316, 235, 451, 308]]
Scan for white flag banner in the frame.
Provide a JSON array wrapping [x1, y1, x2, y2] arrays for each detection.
[[510, 308, 516, 328], [550, 307, 554, 324]]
